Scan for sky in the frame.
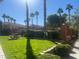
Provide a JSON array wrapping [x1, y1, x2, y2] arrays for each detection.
[[0, 0, 79, 26]]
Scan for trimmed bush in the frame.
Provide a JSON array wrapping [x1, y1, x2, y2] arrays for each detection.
[[48, 31, 61, 39], [38, 53, 60, 59], [24, 30, 61, 40], [53, 44, 71, 56], [24, 30, 44, 39]]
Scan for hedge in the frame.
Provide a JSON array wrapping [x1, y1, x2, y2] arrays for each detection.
[[24, 30, 61, 39], [52, 44, 71, 56]]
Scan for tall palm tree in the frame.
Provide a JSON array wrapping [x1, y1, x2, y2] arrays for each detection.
[[0, 20, 2, 33], [10, 17, 13, 23], [57, 8, 63, 16], [35, 11, 39, 26], [30, 13, 35, 26], [2, 14, 6, 23], [6, 16, 10, 23], [0, 0, 3, 3], [57, 8, 63, 26], [66, 4, 73, 23], [14, 19, 16, 24], [44, 0, 46, 31], [9, 17, 14, 33], [24, 20, 27, 25], [44, 0, 47, 38]]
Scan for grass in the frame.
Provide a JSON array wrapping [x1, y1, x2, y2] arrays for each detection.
[[0, 36, 55, 59]]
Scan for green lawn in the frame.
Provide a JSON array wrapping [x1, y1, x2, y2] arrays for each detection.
[[0, 36, 55, 59]]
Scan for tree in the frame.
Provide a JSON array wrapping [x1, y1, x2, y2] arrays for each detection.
[[62, 13, 68, 18], [0, 20, 2, 34], [30, 13, 35, 26], [66, 4, 73, 23], [47, 14, 67, 30], [6, 16, 10, 22], [2, 14, 6, 23], [57, 8, 63, 26], [1, 21, 11, 35], [57, 8, 63, 16], [35, 11, 39, 25], [43, 0, 47, 38], [24, 20, 27, 25], [73, 7, 79, 30], [61, 13, 67, 24], [62, 13, 67, 23], [47, 14, 60, 29], [44, 0, 46, 30], [0, 0, 3, 3], [14, 19, 16, 24], [10, 17, 13, 23], [74, 7, 79, 16]]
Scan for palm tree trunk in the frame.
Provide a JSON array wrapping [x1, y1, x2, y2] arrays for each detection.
[[8, 19, 9, 23], [44, 0, 47, 38], [26, 1, 29, 39], [36, 15, 38, 26], [59, 13, 61, 17], [31, 18, 33, 26], [26, 2, 29, 30], [14, 20, 16, 24], [68, 10, 71, 23], [44, 0, 46, 30], [11, 20, 12, 23], [4, 18, 5, 23], [59, 13, 61, 26]]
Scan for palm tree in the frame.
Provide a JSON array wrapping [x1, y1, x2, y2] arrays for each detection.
[[44, 0, 47, 38], [57, 8, 63, 26], [14, 19, 16, 24], [35, 11, 39, 26], [66, 4, 73, 23], [24, 20, 27, 25], [30, 12, 35, 26], [2, 14, 6, 23], [6, 16, 10, 23], [0, 20, 2, 33], [9, 17, 14, 33], [57, 8, 63, 16], [44, 0, 46, 31], [10, 17, 13, 23], [0, 0, 3, 3]]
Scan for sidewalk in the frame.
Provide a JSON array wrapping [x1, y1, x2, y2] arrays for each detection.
[[0, 45, 6, 59], [61, 39, 79, 59], [70, 39, 79, 59]]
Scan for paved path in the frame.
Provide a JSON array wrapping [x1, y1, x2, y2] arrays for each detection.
[[61, 39, 79, 59], [0, 45, 6, 59], [69, 39, 79, 59]]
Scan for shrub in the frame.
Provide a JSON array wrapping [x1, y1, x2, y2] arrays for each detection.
[[38, 53, 60, 59], [24, 30, 44, 39], [53, 44, 71, 56], [71, 29, 78, 39], [48, 31, 61, 39], [24, 30, 61, 39]]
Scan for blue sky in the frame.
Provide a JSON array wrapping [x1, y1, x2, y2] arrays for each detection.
[[0, 0, 79, 26]]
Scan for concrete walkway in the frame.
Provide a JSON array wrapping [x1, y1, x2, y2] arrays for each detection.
[[61, 39, 79, 59], [69, 39, 79, 59], [0, 45, 6, 59]]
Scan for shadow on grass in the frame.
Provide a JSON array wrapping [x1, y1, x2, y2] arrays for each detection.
[[26, 38, 36, 59]]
